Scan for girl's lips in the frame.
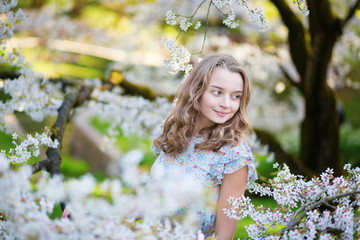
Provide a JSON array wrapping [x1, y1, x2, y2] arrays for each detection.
[[214, 110, 228, 117]]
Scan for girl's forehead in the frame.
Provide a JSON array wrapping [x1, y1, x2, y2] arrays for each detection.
[[207, 68, 243, 92]]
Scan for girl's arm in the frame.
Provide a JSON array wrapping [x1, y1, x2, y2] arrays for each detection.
[[215, 166, 248, 240]]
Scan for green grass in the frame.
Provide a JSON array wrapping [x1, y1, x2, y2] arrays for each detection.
[[61, 156, 90, 178], [0, 130, 14, 150]]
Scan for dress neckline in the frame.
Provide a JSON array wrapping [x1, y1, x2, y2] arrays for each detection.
[[190, 135, 204, 143], [191, 135, 203, 139]]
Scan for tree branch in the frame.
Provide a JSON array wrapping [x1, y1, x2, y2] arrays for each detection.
[[342, 0, 360, 27], [270, 0, 309, 80], [0, 70, 173, 102], [254, 128, 316, 177], [31, 86, 93, 175], [307, 0, 334, 30], [119, 78, 173, 102], [279, 65, 304, 94], [32, 159, 50, 174], [279, 189, 360, 234], [0, 70, 19, 79], [192, 0, 212, 55]]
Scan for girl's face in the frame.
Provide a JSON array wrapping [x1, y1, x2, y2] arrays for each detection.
[[195, 67, 243, 131]]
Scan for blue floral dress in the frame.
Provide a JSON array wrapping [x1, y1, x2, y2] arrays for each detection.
[[150, 132, 257, 237]]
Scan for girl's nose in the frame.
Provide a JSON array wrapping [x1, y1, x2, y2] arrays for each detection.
[[219, 96, 230, 108]]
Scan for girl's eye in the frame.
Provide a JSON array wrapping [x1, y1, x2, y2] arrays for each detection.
[[233, 94, 241, 99], [212, 90, 221, 95]]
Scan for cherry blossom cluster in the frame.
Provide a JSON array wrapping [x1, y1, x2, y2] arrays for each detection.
[[0, 0, 25, 41], [161, 0, 310, 77], [213, 1, 269, 31], [87, 87, 173, 138], [166, 1, 269, 32], [161, 0, 269, 76], [224, 164, 360, 239], [0, 148, 209, 239], [165, 10, 201, 32], [0, 66, 63, 127], [0, 0, 63, 132], [1, 127, 59, 164], [246, 8, 268, 32], [1, 0, 25, 65], [161, 37, 193, 76]]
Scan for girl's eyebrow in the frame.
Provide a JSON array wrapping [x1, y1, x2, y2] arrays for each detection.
[[209, 85, 243, 93]]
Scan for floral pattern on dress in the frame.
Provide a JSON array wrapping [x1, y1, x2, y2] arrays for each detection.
[[150, 131, 257, 238]]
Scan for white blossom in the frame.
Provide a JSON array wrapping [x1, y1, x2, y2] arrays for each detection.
[[194, 21, 201, 30], [247, 8, 269, 32], [161, 38, 193, 76], [165, 10, 177, 25], [2, 128, 58, 164], [212, 0, 234, 9], [319, 233, 335, 240], [180, 19, 192, 32], [223, 12, 240, 29], [87, 88, 172, 140]]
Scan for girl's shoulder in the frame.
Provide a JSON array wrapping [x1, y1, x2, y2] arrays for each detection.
[[218, 139, 257, 186], [219, 139, 253, 160]]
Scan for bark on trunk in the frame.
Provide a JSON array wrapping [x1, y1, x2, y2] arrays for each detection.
[[299, 0, 343, 175], [301, 89, 341, 175], [270, 0, 349, 176], [301, 30, 342, 175]]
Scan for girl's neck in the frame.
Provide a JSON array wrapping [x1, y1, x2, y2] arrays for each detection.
[[192, 130, 201, 138], [193, 115, 214, 137]]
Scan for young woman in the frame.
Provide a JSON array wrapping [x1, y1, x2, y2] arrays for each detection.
[[151, 54, 257, 239]]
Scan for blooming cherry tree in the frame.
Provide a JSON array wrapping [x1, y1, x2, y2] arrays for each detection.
[[224, 163, 360, 239]]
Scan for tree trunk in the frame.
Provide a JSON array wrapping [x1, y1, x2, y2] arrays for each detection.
[[301, 75, 341, 175], [301, 30, 342, 175], [270, 0, 347, 176]]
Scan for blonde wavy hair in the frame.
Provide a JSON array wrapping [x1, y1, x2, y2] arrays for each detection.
[[154, 54, 252, 156]]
